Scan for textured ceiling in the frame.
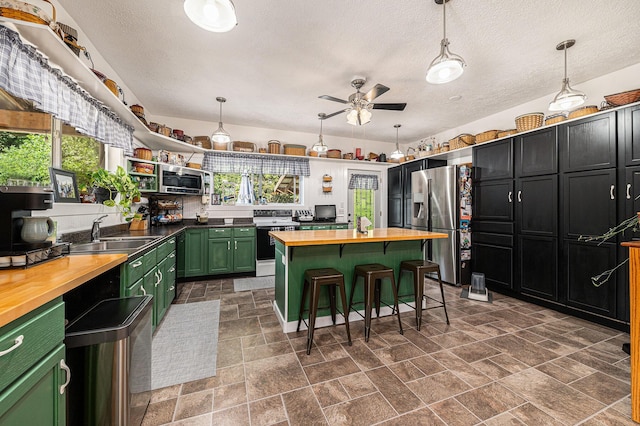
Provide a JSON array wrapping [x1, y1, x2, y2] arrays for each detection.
[[57, 0, 640, 144]]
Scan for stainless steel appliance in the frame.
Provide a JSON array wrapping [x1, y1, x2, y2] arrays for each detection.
[[158, 164, 205, 195], [253, 209, 299, 276], [294, 209, 314, 222], [411, 165, 472, 285]]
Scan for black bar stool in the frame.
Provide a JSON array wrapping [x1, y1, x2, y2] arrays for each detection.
[[396, 259, 450, 330], [348, 263, 403, 342], [297, 268, 352, 354]]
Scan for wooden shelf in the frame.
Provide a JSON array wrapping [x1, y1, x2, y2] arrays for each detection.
[[0, 18, 207, 154]]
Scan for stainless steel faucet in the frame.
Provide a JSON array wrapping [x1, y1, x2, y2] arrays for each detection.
[[91, 215, 108, 242]]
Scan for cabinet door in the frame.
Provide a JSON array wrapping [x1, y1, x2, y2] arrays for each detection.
[[176, 231, 185, 278], [143, 268, 158, 327], [472, 233, 513, 290], [516, 175, 557, 236], [165, 259, 176, 312], [473, 139, 513, 181], [184, 229, 207, 277], [388, 196, 403, 228], [124, 278, 145, 297], [331, 224, 348, 230], [155, 259, 167, 323], [560, 111, 617, 172], [234, 237, 256, 272], [519, 236, 558, 301], [473, 180, 514, 222], [562, 169, 617, 240], [402, 161, 424, 198], [624, 105, 640, 166], [623, 166, 640, 239], [0, 345, 66, 426], [564, 240, 617, 318], [313, 225, 332, 230], [403, 198, 412, 229], [515, 127, 558, 177], [208, 238, 232, 274]]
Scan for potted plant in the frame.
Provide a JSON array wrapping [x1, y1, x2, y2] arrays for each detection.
[[90, 166, 141, 221]]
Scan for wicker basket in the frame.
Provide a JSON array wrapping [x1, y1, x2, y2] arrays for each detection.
[[497, 129, 517, 138], [130, 104, 145, 116], [449, 134, 475, 150], [343, 153, 353, 160], [232, 141, 255, 152], [308, 150, 318, 157], [568, 105, 598, 119], [186, 162, 201, 169], [475, 130, 499, 144], [133, 147, 152, 160], [327, 149, 341, 159], [284, 144, 306, 156], [268, 140, 281, 154], [213, 141, 228, 151], [103, 78, 118, 97], [193, 136, 211, 149], [0, 0, 55, 25], [545, 113, 567, 126], [515, 112, 544, 132], [604, 88, 640, 107]]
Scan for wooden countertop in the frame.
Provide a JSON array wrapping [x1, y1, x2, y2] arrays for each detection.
[[0, 254, 127, 328], [269, 227, 448, 247], [622, 242, 640, 248]]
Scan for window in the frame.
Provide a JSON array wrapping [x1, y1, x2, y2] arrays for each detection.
[[213, 172, 301, 205]]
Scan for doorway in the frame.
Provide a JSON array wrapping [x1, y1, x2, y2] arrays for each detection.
[[347, 170, 382, 228]]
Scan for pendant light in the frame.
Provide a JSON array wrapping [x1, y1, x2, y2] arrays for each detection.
[[548, 39, 586, 111], [184, 0, 237, 33], [389, 124, 405, 160], [311, 113, 328, 152], [211, 97, 231, 144], [426, 0, 466, 85]]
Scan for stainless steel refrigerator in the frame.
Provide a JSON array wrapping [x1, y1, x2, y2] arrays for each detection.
[[411, 165, 472, 285]]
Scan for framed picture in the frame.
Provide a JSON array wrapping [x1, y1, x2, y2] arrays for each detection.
[[49, 168, 80, 203]]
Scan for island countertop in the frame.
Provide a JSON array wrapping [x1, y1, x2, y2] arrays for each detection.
[[269, 227, 448, 247], [0, 254, 127, 328]]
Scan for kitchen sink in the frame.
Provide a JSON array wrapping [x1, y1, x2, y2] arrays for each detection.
[[69, 239, 155, 254], [99, 236, 161, 242]]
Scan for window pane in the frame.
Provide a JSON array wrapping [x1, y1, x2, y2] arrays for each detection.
[[354, 188, 375, 221], [61, 124, 104, 191], [213, 172, 301, 205]]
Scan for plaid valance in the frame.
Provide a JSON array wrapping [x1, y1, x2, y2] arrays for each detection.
[[0, 25, 133, 154], [202, 151, 310, 176], [348, 174, 379, 190]]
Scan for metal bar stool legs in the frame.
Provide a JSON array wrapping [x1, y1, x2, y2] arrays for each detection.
[[397, 260, 450, 330]]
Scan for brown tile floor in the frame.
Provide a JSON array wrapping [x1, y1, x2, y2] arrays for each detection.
[[142, 278, 634, 426]]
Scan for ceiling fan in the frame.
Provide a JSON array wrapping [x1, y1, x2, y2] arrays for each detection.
[[319, 78, 407, 126]]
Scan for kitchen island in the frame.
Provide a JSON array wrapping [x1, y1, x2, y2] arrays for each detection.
[[269, 228, 447, 332]]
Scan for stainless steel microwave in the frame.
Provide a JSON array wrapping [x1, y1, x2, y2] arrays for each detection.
[[158, 164, 205, 195]]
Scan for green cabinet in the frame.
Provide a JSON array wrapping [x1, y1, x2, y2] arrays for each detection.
[[299, 224, 348, 230], [184, 227, 255, 277], [233, 228, 256, 272], [332, 224, 348, 230], [184, 229, 208, 277], [208, 228, 232, 274]]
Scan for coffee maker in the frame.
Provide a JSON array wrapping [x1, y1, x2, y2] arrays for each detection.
[[0, 186, 54, 253]]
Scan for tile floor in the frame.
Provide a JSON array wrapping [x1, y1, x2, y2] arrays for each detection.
[[141, 278, 634, 426]]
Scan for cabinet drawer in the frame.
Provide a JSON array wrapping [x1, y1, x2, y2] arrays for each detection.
[[143, 248, 157, 273], [0, 299, 64, 391], [209, 228, 232, 238], [473, 232, 513, 247], [126, 256, 145, 284], [157, 237, 176, 259], [313, 225, 332, 230], [166, 250, 177, 264], [233, 227, 255, 237], [332, 224, 348, 230]]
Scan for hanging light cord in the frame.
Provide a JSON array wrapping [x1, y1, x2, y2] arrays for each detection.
[[442, 0, 447, 40], [563, 45, 568, 81], [218, 101, 223, 122]]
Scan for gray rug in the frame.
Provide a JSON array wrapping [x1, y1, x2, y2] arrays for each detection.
[[234, 276, 275, 292], [151, 300, 220, 390]]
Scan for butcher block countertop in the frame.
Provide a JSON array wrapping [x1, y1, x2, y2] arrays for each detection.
[[0, 254, 127, 328], [269, 227, 448, 247]]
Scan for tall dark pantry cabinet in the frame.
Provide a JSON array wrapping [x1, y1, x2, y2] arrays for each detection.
[[472, 105, 640, 330]]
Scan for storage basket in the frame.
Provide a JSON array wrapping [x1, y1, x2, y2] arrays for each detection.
[[133, 147, 152, 160], [103, 78, 118, 97], [343, 153, 353, 160], [130, 104, 145, 117], [186, 162, 201, 169], [568, 105, 599, 120], [440, 143, 450, 153], [308, 150, 318, 157], [193, 136, 211, 149], [449, 133, 475, 150], [232, 141, 255, 152], [0, 0, 55, 26], [284, 144, 306, 156], [268, 140, 281, 154], [327, 149, 341, 158], [475, 130, 499, 144], [158, 125, 172, 138], [544, 113, 566, 126], [497, 129, 517, 138], [213, 141, 228, 150], [515, 112, 544, 132], [604, 88, 640, 107]]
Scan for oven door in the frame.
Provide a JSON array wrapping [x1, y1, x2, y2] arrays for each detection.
[[256, 225, 298, 260]]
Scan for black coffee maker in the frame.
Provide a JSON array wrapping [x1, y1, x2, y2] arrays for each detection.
[[0, 186, 54, 253]]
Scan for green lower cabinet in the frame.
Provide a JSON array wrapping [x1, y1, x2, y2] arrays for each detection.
[[0, 344, 67, 425], [165, 260, 177, 314], [208, 238, 232, 274], [184, 229, 207, 277], [155, 259, 167, 323], [143, 268, 158, 329], [332, 224, 348, 230], [299, 225, 313, 230], [312, 224, 332, 230], [124, 278, 145, 297], [176, 231, 185, 278], [234, 237, 255, 272]]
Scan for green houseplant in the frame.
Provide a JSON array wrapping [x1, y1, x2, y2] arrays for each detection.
[[90, 166, 141, 221]]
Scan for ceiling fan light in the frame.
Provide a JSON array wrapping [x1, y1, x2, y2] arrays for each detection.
[[426, 39, 465, 84], [184, 0, 237, 33], [346, 108, 372, 126], [548, 78, 586, 111]]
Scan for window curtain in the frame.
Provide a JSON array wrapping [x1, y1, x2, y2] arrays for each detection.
[[0, 25, 134, 154], [348, 174, 379, 190], [202, 151, 310, 176]]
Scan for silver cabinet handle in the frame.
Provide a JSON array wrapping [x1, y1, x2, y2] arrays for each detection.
[[154, 270, 160, 287], [610, 185, 615, 200], [517, 190, 522, 203], [215, 229, 225, 232], [158, 270, 163, 282], [131, 260, 143, 268], [169, 286, 175, 291], [0, 335, 23, 357], [235, 241, 238, 250], [59, 359, 71, 395], [169, 266, 176, 273], [169, 252, 176, 258], [169, 240, 175, 245], [140, 286, 146, 295], [508, 191, 512, 203], [627, 183, 632, 200], [227, 241, 230, 250]]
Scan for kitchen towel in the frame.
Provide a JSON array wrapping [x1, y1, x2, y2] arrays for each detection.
[[151, 300, 220, 389]]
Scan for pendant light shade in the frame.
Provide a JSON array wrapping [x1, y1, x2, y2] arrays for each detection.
[[311, 113, 328, 152], [211, 97, 231, 144], [346, 107, 372, 126], [184, 0, 237, 33], [548, 39, 586, 111], [426, 0, 466, 84], [389, 124, 405, 160]]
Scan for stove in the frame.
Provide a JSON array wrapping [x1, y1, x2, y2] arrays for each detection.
[[253, 210, 299, 276]]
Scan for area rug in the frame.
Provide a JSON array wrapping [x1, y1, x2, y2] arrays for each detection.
[[234, 276, 275, 292], [460, 287, 493, 303], [151, 300, 220, 390]]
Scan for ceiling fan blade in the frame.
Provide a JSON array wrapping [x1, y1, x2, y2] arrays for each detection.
[[372, 103, 407, 111], [319, 95, 349, 104], [364, 84, 390, 102], [323, 108, 349, 119]]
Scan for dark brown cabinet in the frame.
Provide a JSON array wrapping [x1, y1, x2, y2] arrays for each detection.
[[516, 127, 558, 177], [519, 236, 558, 300], [473, 139, 513, 181], [623, 105, 640, 166], [472, 232, 513, 290], [473, 180, 514, 222], [516, 175, 557, 236], [560, 111, 617, 172]]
